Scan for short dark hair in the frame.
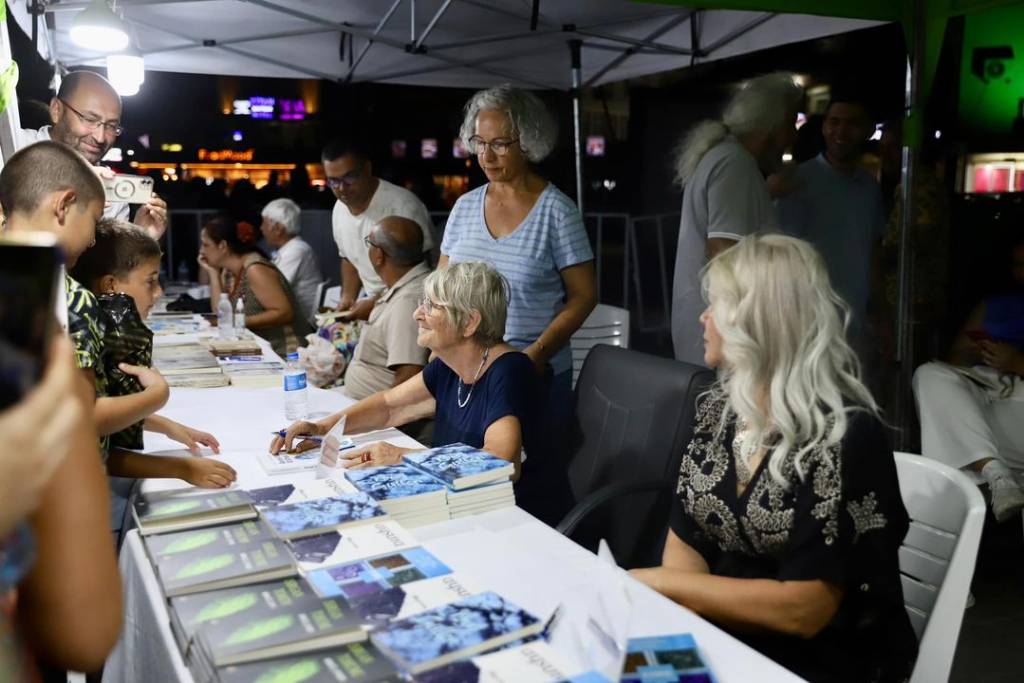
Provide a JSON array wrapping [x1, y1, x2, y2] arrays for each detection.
[[0, 140, 104, 216], [321, 136, 371, 163], [203, 215, 265, 257], [71, 218, 162, 288], [824, 90, 872, 121]]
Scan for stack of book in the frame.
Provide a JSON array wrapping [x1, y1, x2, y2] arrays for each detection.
[[145, 518, 295, 597], [209, 643, 402, 683], [152, 342, 229, 388], [186, 580, 371, 681], [259, 490, 389, 540], [403, 444, 516, 519], [221, 360, 284, 388], [305, 546, 483, 624], [146, 314, 207, 335], [132, 489, 256, 536], [346, 464, 449, 528], [205, 338, 263, 357]]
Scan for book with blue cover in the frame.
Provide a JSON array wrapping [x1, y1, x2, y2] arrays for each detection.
[[403, 444, 514, 490], [620, 634, 715, 683], [216, 642, 402, 683], [133, 489, 256, 535], [168, 576, 312, 655], [288, 521, 419, 572], [144, 519, 274, 561], [261, 491, 387, 540], [411, 640, 591, 683], [191, 586, 368, 667], [306, 547, 452, 601], [369, 591, 544, 674], [248, 478, 358, 509], [346, 464, 448, 513]]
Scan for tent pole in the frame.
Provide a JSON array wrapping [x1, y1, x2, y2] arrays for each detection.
[[895, 0, 924, 449], [570, 39, 584, 214]]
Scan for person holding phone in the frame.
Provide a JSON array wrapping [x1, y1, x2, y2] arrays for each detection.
[[16, 70, 168, 239], [913, 237, 1024, 521]]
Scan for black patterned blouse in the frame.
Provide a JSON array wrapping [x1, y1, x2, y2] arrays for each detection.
[[671, 394, 918, 683]]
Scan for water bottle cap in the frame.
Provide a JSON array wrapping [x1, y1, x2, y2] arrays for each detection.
[[286, 352, 299, 360]]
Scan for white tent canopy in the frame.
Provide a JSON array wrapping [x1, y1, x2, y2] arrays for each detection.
[[13, 0, 879, 89]]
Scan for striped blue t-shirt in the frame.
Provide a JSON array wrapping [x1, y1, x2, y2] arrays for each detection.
[[441, 183, 594, 375]]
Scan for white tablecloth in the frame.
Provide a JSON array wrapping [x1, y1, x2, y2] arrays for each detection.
[[102, 361, 804, 682]]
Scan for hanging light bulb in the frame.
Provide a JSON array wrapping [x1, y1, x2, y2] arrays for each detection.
[[70, 0, 129, 52], [107, 46, 144, 96]]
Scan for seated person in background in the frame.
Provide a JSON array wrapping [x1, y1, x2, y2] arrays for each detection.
[[343, 216, 431, 400], [71, 218, 232, 485], [631, 234, 917, 683], [272, 261, 573, 526], [1, 336, 122, 675], [913, 237, 1024, 521], [198, 215, 314, 356], [262, 198, 321, 325]]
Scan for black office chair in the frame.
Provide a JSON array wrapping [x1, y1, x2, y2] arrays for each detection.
[[557, 344, 714, 568]]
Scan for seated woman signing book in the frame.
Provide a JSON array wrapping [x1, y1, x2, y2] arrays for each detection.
[[271, 261, 573, 526], [630, 235, 917, 683]]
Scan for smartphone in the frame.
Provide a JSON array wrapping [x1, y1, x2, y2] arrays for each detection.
[[103, 174, 154, 204], [0, 233, 63, 410]]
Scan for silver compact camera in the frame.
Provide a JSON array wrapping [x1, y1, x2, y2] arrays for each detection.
[[103, 174, 154, 204]]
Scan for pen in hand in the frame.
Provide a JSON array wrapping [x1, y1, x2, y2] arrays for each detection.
[[271, 430, 324, 443]]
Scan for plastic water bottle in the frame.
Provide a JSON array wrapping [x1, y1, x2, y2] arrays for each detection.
[[233, 298, 246, 334], [216, 293, 233, 338], [283, 352, 308, 420]]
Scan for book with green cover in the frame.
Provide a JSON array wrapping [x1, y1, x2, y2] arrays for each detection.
[[145, 519, 274, 561], [192, 585, 368, 667], [169, 577, 313, 655], [133, 489, 255, 535], [156, 536, 295, 597], [216, 642, 401, 683]]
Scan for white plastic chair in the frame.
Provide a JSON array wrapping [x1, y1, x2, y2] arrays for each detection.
[[570, 304, 630, 387], [895, 452, 986, 683]]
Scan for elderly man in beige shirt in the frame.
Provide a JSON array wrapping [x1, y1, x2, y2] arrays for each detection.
[[342, 216, 431, 399]]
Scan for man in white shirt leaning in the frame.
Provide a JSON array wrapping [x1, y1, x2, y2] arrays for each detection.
[[262, 198, 322, 326], [17, 71, 168, 240], [322, 137, 435, 321]]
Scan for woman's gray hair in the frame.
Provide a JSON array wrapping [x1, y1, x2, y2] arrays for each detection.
[[425, 261, 508, 346], [674, 72, 803, 186], [459, 85, 557, 163], [261, 198, 302, 236]]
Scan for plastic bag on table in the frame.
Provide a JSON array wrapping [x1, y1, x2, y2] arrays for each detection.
[[297, 334, 346, 388]]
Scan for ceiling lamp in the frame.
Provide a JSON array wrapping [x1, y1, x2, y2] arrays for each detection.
[[70, 0, 129, 52], [106, 47, 144, 96]]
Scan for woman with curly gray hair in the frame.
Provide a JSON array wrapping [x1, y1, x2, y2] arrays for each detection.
[[440, 84, 597, 463]]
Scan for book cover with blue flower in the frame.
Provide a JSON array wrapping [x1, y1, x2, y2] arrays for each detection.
[[261, 491, 387, 539], [347, 464, 448, 503], [403, 444, 513, 490], [370, 591, 544, 673], [621, 634, 715, 683]]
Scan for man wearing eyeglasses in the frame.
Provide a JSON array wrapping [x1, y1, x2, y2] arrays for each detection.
[[342, 216, 431, 400], [321, 137, 435, 321], [18, 71, 168, 240]]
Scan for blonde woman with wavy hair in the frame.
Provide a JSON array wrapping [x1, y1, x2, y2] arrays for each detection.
[[634, 235, 917, 683]]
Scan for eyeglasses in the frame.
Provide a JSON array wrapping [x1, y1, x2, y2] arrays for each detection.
[[468, 136, 519, 156], [417, 297, 447, 315], [325, 164, 366, 189], [363, 235, 387, 254], [59, 98, 124, 136]]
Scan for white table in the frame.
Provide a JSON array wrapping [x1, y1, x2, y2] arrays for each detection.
[[102, 379, 804, 683]]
